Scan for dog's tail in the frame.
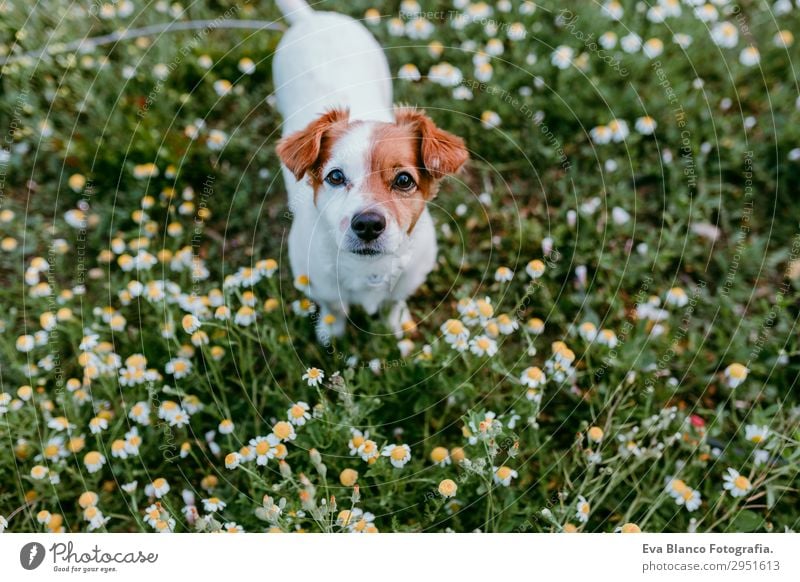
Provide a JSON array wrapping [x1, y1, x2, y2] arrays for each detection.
[[276, 0, 314, 24]]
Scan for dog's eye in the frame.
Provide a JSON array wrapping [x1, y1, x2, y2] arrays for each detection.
[[393, 172, 415, 191], [325, 169, 346, 186]]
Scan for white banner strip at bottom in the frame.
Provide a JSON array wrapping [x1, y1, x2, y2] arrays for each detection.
[[1, 533, 798, 581]]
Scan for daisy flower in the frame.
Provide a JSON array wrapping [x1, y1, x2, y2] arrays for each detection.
[[339, 468, 358, 487], [213, 79, 232, 96], [132, 163, 159, 179], [575, 496, 590, 523], [364, 8, 380, 25], [474, 297, 494, 322], [526, 318, 545, 334], [774, 30, 794, 48], [590, 125, 613, 145], [724, 363, 748, 388], [357, 439, 380, 464], [302, 367, 324, 387], [348, 429, 368, 456], [234, 306, 256, 326], [475, 62, 493, 83], [348, 509, 379, 533], [202, 497, 226, 512], [83, 506, 108, 531], [608, 119, 629, 142], [587, 426, 604, 443], [596, 329, 618, 348], [493, 465, 518, 486], [551, 45, 574, 69], [642, 38, 664, 58], [694, 3, 718, 22], [218, 419, 234, 435], [272, 421, 296, 442], [250, 434, 280, 465], [238, 57, 255, 74], [83, 451, 105, 473], [722, 468, 753, 498], [578, 322, 597, 341], [665, 287, 688, 307], [16, 334, 35, 352], [673, 33, 692, 49], [520, 366, 546, 388], [429, 446, 451, 467], [620, 33, 642, 53], [88, 416, 108, 434], [428, 62, 463, 87], [30, 465, 48, 480], [635, 116, 657, 135], [599, 31, 617, 49], [495, 266, 514, 282], [441, 319, 469, 345], [602, 1, 623, 20], [744, 424, 769, 445], [664, 476, 688, 499], [676, 487, 702, 512], [406, 17, 434, 40], [711, 22, 738, 48], [287, 401, 311, 426], [481, 111, 501, 129], [206, 129, 228, 151], [382, 444, 411, 468], [37, 510, 52, 525], [145, 478, 170, 498], [469, 335, 498, 357], [739, 46, 760, 67], [225, 452, 242, 470], [507, 22, 526, 41], [165, 357, 192, 379], [398, 63, 421, 81], [439, 479, 458, 498]]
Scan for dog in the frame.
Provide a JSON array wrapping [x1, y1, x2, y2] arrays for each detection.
[[273, 0, 468, 343]]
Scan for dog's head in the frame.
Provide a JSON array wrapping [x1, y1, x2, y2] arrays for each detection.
[[277, 107, 468, 256]]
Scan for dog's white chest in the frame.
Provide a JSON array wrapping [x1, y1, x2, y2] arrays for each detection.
[[344, 254, 410, 312]]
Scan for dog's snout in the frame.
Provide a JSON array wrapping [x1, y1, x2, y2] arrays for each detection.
[[351, 211, 386, 242]]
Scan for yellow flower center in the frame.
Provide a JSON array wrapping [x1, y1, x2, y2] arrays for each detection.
[[390, 447, 407, 461], [273, 422, 293, 440]]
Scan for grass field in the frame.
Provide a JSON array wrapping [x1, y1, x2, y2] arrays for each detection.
[[0, 0, 799, 533]]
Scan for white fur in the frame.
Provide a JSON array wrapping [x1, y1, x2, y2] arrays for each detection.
[[273, 1, 437, 341]]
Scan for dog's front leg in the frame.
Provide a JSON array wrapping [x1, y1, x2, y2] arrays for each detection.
[[315, 303, 348, 344]]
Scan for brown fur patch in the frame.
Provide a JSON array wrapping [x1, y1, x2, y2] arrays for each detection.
[[364, 123, 435, 234], [394, 107, 469, 179], [363, 110, 468, 233], [276, 108, 351, 185]]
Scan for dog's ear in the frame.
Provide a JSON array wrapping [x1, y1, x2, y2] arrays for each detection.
[[395, 107, 468, 179], [277, 108, 349, 180]]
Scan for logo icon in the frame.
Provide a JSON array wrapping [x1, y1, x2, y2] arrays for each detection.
[[20, 542, 46, 570]]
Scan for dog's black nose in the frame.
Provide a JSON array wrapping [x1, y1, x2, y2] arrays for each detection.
[[351, 211, 386, 242]]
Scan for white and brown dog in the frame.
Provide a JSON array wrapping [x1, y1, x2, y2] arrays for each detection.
[[273, 0, 468, 342]]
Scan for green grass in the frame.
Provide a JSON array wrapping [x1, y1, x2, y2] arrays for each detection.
[[0, 0, 798, 533]]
